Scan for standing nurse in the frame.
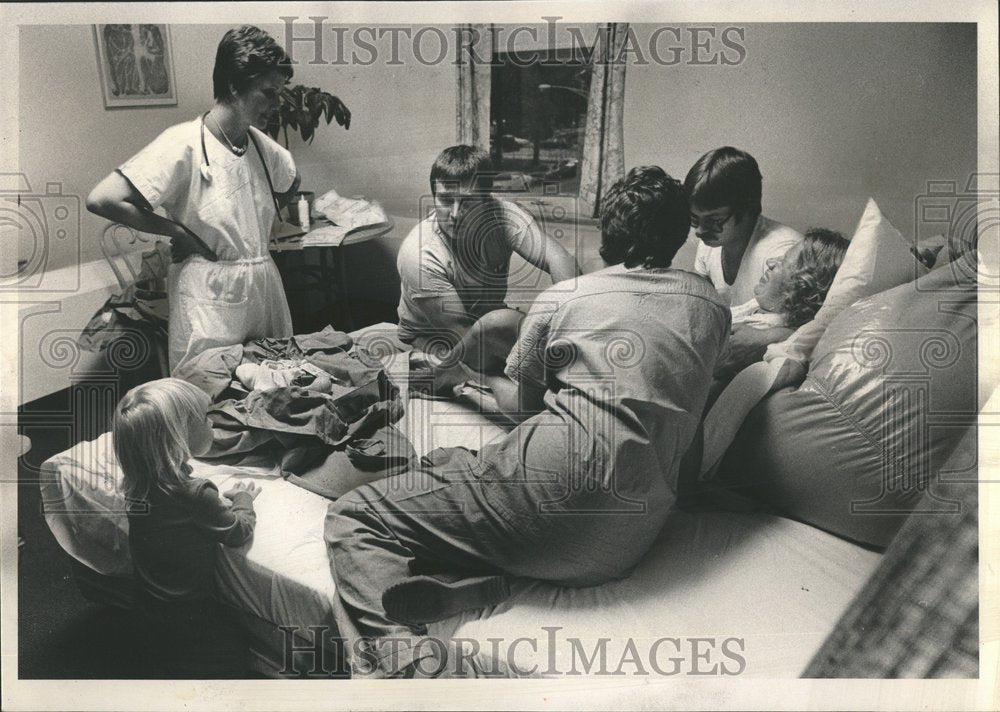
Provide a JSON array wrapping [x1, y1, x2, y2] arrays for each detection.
[[87, 26, 303, 371]]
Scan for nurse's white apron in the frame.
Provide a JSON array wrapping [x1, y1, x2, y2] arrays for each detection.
[[164, 122, 293, 371], [169, 254, 291, 370]]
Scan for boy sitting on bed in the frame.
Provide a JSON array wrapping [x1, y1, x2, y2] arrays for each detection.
[[396, 145, 580, 377], [325, 165, 729, 678]]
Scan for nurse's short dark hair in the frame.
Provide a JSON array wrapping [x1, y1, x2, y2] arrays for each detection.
[[213, 25, 293, 101], [430, 145, 495, 195], [599, 165, 689, 269], [683, 146, 762, 219]]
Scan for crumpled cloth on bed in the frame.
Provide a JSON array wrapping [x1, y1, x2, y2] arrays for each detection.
[[175, 326, 358, 399], [280, 425, 416, 500], [177, 326, 415, 500], [235, 359, 328, 391], [78, 241, 171, 356]]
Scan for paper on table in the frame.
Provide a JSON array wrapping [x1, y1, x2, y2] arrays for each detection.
[[314, 188, 388, 231], [301, 223, 351, 247], [269, 218, 305, 248]]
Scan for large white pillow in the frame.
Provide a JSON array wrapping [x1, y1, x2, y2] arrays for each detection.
[[764, 197, 922, 366]]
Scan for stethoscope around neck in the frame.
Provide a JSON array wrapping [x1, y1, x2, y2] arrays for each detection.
[[199, 111, 282, 218]]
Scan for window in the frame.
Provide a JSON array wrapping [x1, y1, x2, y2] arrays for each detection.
[[489, 48, 592, 196]]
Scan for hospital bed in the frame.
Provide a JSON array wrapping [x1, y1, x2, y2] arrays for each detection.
[[39, 326, 882, 678]]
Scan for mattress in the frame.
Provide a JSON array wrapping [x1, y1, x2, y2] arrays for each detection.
[[427, 510, 882, 677], [40, 433, 338, 631], [39, 330, 882, 677]]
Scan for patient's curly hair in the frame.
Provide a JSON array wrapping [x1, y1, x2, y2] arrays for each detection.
[[780, 228, 850, 327], [599, 166, 689, 269]]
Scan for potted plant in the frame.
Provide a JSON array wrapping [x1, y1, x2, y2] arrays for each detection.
[[265, 84, 351, 224]]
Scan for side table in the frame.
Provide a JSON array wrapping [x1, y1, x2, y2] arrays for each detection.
[[270, 218, 395, 331]]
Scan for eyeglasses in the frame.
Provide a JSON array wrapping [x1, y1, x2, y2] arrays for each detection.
[[689, 212, 735, 233]]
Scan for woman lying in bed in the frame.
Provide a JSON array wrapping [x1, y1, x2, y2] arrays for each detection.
[[712, 228, 849, 386]]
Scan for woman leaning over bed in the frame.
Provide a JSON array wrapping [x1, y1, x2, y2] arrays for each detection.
[[86, 26, 314, 373], [324, 166, 730, 678]]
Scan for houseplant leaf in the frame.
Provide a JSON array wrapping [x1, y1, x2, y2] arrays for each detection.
[[320, 93, 351, 129], [269, 83, 351, 148]]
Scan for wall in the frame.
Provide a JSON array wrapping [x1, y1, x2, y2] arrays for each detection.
[[18, 21, 977, 283], [16, 25, 226, 403], [15, 23, 455, 401], [273, 24, 456, 304], [17, 24, 454, 294], [13, 22, 979, 402], [624, 23, 978, 238], [19, 25, 223, 270]]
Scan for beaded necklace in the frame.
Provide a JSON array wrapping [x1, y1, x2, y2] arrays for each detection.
[[208, 110, 247, 156]]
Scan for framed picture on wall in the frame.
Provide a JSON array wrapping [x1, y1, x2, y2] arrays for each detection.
[[93, 24, 178, 108]]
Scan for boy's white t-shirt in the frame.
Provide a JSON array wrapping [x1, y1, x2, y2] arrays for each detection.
[[693, 214, 803, 306]]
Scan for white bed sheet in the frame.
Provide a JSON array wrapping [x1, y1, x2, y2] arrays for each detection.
[[39, 433, 338, 630], [428, 510, 882, 678], [39, 333, 882, 677]]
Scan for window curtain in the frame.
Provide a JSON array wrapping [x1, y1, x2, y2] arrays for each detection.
[[456, 24, 493, 149], [578, 23, 628, 218]]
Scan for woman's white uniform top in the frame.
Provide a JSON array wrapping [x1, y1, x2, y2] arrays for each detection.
[[119, 117, 296, 371]]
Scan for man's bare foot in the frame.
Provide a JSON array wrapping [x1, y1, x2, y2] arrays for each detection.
[[408, 352, 468, 399]]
